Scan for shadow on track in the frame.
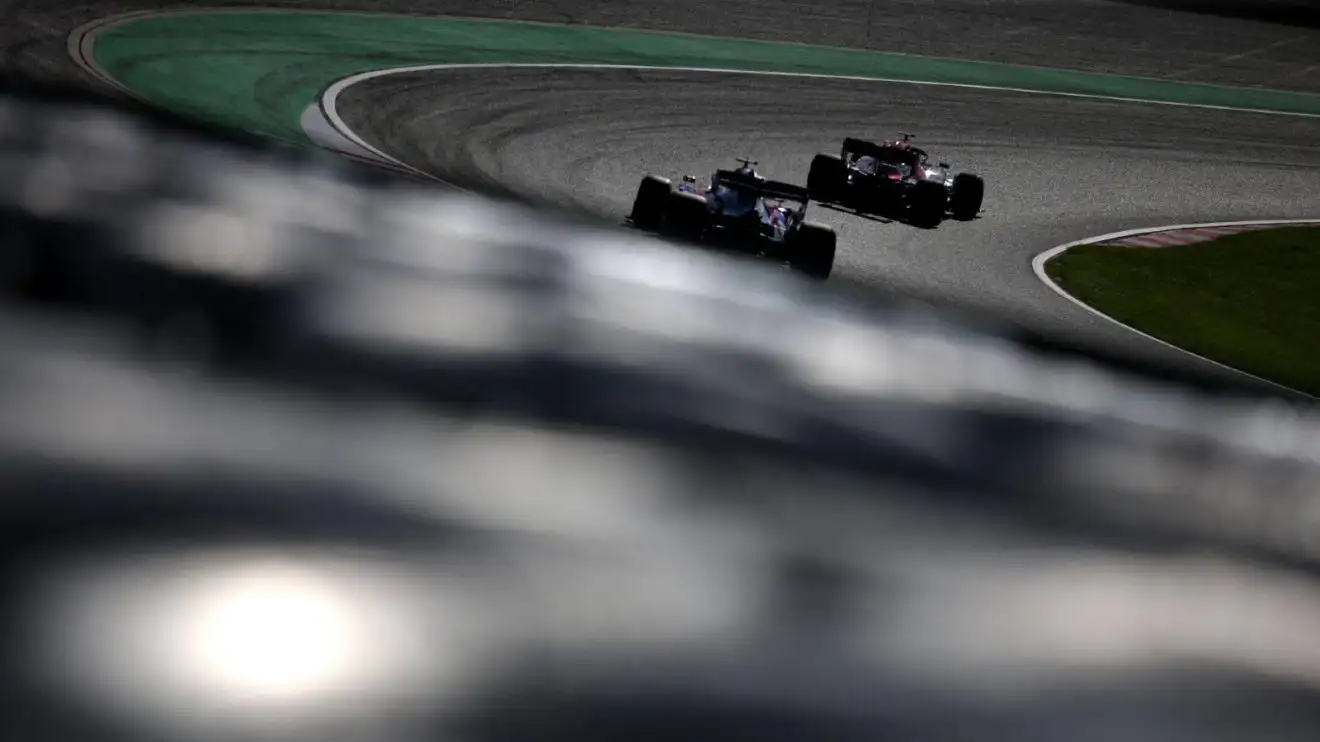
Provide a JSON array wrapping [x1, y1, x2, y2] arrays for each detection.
[[818, 202, 894, 225], [1109, 0, 1320, 29], [815, 200, 981, 230]]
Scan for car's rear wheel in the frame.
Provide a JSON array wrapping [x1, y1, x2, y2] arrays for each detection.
[[909, 181, 948, 228], [630, 175, 672, 230], [950, 173, 984, 221], [663, 191, 709, 240], [807, 154, 844, 203], [788, 222, 836, 280]]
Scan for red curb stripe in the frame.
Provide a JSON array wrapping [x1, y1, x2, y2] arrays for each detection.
[[1143, 231, 1196, 245], [1121, 236, 1179, 247], [1097, 222, 1320, 249]]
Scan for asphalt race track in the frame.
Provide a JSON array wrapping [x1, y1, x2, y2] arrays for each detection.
[[3, 1, 1320, 388], [336, 66, 1320, 382]]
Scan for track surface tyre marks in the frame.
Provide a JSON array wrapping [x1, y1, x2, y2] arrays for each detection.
[[335, 65, 1320, 385]]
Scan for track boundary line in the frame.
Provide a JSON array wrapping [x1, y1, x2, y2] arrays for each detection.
[[319, 61, 1320, 119], [1032, 220, 1320, 399], [66, 11, 162, 100]]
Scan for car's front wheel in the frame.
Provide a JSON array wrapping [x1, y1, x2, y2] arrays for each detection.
[[950, 173, 984, 221]]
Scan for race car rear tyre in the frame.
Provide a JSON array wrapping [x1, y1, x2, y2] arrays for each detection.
[[663, 191, 709, 240], [789, 222, 836, 280], [950, 173, 984, 221], [630, 175, 672, 230], [807, 154, 844, 203], [909, 181, 948, 228]]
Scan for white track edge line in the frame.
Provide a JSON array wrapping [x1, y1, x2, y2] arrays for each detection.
[[67, 12, 160, 100], [322, 61, 1320, 119], [320, 74, 436, 180], [69, 11, 454, 185], [1032, 220, 1320, 399]]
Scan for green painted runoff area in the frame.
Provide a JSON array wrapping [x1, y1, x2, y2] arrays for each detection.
[[1046, 227, 1320, 396], [93, 11, 1320, 144]]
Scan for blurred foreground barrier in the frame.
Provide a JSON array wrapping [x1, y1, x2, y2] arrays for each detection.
[[3, 88, 1320, 742]]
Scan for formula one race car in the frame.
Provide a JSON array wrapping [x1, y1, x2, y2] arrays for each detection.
[[806, 134, 984, 227], [628, 159, 837, 280]]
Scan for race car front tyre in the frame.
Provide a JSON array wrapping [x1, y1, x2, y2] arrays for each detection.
[[807, 154, 844, 203], [630, 175, 672, 230], [788, 222, 836, 280], [909, 181, 948, 228], [950, 174, 984, 221], [663, 191, 709, 240]]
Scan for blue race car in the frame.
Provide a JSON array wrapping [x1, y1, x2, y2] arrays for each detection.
[[628, 159, 837, 280]]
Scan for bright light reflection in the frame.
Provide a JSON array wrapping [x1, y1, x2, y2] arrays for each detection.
[[170, 561, 361, 703], [28, 549, 493, 735]]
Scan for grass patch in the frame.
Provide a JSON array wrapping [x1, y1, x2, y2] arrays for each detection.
[[1045, 226, 1320, 395]]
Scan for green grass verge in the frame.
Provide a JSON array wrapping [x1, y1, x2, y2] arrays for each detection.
[[1045, 226, 1320, 396]]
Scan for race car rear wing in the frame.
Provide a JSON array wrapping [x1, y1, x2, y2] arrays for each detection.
[[844, 137, 929, 157], [714, 169, 810, 202], [758, 180, 810, 202], [841, 137, 892, 158]]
